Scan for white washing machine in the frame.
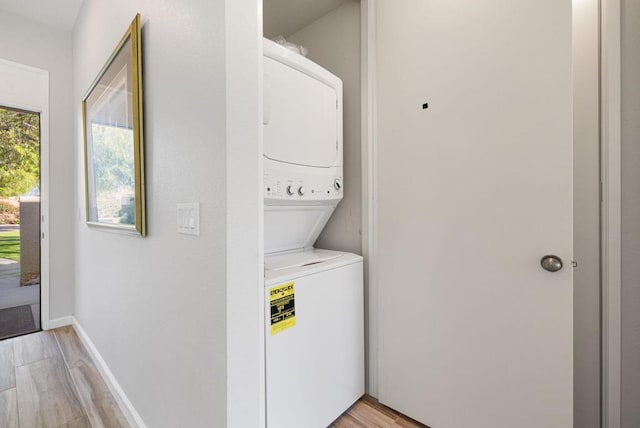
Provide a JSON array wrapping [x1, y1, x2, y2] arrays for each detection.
[[265, 249, 364, 428], [263, 38, 364, 427]]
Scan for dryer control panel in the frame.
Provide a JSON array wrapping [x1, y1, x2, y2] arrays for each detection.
[[264, 169, 343, 203]]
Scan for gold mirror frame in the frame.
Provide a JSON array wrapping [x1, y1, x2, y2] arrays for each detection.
[[82, 14, 146, 236]]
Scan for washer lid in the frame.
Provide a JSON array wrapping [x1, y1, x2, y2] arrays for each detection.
[[265, 248, 343, 272], [263, 55, 340, 168], [265, 249, 363, 285]]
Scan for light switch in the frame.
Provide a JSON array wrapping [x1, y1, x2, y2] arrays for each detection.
[[177, 203, 199, 236]]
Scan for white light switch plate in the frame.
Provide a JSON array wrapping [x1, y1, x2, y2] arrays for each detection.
[[177, 202, 199, 236]]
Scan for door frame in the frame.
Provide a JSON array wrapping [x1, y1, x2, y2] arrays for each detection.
[[361, 0, 378, 397], [601, 0, 622, 426], [573, 0, 603, 425], [0, 58, 50, 331]]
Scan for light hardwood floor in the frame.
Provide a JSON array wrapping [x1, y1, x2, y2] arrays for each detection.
[[0, 327, 128, 428], [331, 395, 429, 428], [1, 328, 425, 428]]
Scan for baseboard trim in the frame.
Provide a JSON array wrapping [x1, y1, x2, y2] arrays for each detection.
[[45, 316, 73, 330], [71, 317, 147, 428]]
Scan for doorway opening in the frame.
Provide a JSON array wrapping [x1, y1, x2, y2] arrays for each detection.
[[0, 105, 41, 340]]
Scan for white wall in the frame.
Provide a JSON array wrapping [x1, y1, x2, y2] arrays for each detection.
[[621, 1, 640, 426], [0, 10, 75, 321], [73, 1, 227, 426], [263, 0, 352, 40], [287, 0, 362, 255], [225, 0, 265, 426]]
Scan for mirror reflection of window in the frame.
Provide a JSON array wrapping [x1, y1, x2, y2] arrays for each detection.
[[84, 40, 135, 226], [90, 123, 135, 225]]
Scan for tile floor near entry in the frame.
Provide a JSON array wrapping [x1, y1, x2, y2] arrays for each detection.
[[0, 327, 128, 428], [0, 257, 40, 339]]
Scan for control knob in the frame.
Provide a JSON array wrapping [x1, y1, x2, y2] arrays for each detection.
[[334, 179, 342, 191], [286, 185, 295, 196], [298, 186, 306, 196]]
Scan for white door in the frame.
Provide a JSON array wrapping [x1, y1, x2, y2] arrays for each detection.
[[375, 1, 573, 427]]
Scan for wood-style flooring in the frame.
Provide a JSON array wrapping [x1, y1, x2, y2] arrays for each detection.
[[1, 328, 425, 428], [0, 327, 128, 428], [332, 395, 429, 428]]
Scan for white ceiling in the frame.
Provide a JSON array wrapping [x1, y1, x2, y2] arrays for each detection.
[[0, 0, 347, 35], [264, 0, 353, 39], [0, 0, 84, 31]]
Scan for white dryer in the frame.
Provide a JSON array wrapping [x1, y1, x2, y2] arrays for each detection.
[[263, 38, 344, 254], [262, 38, 364, 427]]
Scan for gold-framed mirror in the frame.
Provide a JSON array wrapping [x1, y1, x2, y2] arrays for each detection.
[[82, 14, 146, 236]]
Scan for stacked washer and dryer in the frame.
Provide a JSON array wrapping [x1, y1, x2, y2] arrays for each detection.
[[262, 38, 365, 427]]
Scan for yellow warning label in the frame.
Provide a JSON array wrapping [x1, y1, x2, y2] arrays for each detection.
[[270, 282, 296, 335]]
